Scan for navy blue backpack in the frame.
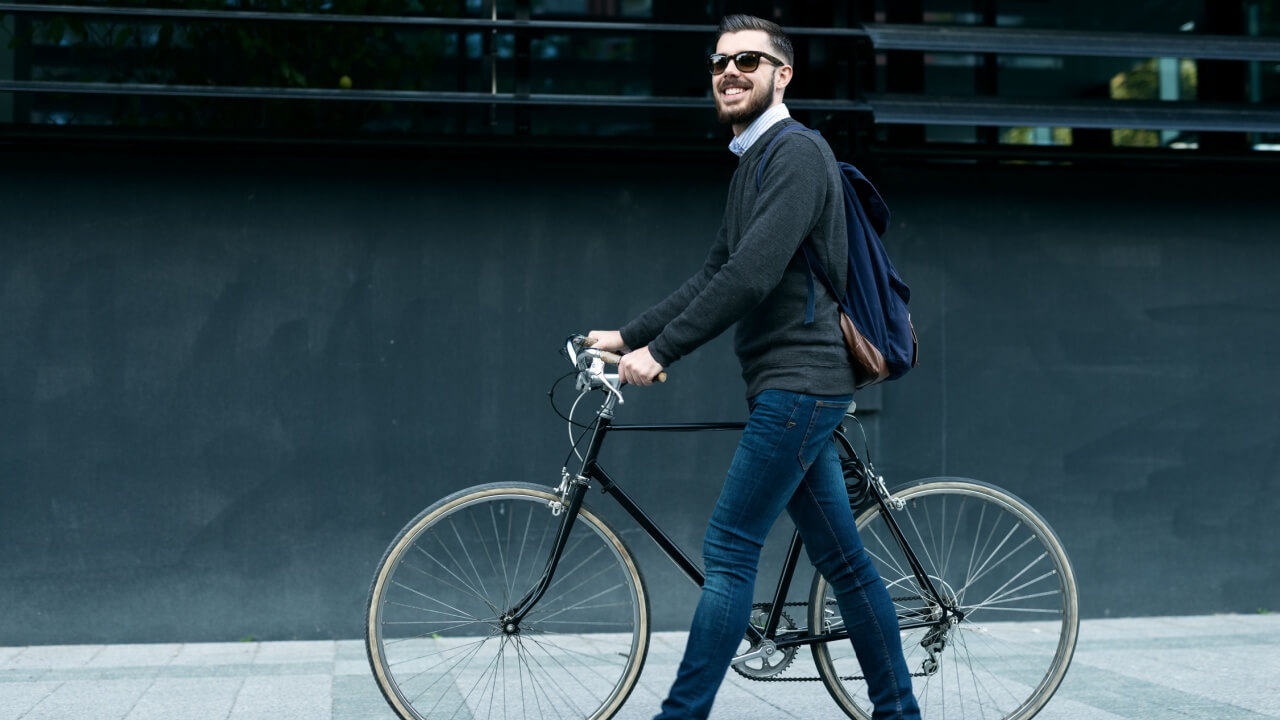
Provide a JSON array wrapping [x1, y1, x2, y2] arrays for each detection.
[[757, 123, 918, 389]]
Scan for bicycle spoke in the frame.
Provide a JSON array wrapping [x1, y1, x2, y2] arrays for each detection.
[[433, 522, 498, 614], [919, 496, 943, 577], [370, 487, 648, 720], [952, 626, 1023, 712], [385, 599, 481, 623], [470, 511, 508, 608], [409, 633, 494, 710], [510, 503, 537, 607], [514, 635, 562, 719], [518, 635, 589, 718], [390, 635, 491, 672], [863, 522, 913, 584], [401, 556, 500, 617], [450, 637, 508, 720], [964, 522, 1023, 594], [961, 502, 991, 607], [383, 617, 493, 639], [391, 580, 488, 625], [814, 481, 1076, 720], [523, 551, 619, 616], [972, 573, 1059, 613], [488, 503, 514, 608], [965, 606, 1062, 614], [525, 633, 621, 701], [528, 581, 628, 625], [447, 516, 494, 606], [941, 495, 965, 585]]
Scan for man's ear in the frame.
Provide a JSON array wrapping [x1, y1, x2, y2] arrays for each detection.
[[774, 65, 793, 93]]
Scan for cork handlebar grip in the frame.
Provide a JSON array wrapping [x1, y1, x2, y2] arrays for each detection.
[[598, 351, 668, 384]]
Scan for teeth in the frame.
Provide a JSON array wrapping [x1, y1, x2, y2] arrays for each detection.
[[724, 87, 745, 96]]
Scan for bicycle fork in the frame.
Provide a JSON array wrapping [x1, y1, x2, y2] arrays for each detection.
[[505, 405, 616, 630], [502, 471, 588, 632]]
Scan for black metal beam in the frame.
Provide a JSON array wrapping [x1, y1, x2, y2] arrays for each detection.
[[865, 23, 1280, 62], [4, 126, 1278, 169], [0, 79, 873, 113], [868, 94, 1280, 133], [0, 3, 866, 37], [6, 4, 1279, 60], [6, 79, 1278, 133]]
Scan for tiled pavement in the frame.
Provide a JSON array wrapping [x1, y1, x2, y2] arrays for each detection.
[[2, 614, 1278, 719]]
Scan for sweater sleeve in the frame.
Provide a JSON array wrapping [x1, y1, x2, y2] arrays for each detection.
[[645, 136, 826, 367], [619, 223, 729, 353]]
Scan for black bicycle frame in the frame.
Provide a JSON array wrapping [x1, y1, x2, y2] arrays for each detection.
[[509, 412, 958, 647]]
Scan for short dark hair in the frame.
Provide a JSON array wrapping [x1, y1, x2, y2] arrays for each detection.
[[716, 14, 794, 66]]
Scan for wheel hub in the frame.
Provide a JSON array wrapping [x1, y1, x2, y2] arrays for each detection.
[[499, 615, 520, 635]]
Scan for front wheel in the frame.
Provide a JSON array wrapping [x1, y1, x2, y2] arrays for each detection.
[[809, 478, 1078, 720], [366, 482, 650, 720]]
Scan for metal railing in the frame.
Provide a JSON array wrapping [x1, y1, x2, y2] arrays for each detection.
[[3, 3, 1279, 145]]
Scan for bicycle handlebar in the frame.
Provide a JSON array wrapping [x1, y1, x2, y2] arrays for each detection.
[[578, 336, 668, 383], [595, 350, 668, 383]]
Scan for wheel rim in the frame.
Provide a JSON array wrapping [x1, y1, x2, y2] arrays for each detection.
[[370, 488, 646, 720], [813, 481, 1078, 720]]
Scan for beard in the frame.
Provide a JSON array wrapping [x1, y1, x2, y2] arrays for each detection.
[[715, 71, 776, 126]]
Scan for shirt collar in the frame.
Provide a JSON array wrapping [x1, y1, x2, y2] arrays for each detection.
[[728, 103, 791, 157]]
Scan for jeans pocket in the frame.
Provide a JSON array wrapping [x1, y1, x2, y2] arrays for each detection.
[[797, 399, 851, 471], [749, 390, 803, 431]]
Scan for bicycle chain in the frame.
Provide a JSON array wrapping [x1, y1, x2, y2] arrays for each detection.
[[740, 600, 931, 682]]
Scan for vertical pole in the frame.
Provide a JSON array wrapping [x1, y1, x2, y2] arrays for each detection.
[[1247, 0, 1262, 151], [488, 0, 498, 129], [976, 0, 1000, 148], [0, 14, 13, 123], [1199, 0, 1248, 154], [884, 0, 925, 147], [849, 0, 878, 159], [1159, 57, 1180, 146], [514, 0, 531, 135]]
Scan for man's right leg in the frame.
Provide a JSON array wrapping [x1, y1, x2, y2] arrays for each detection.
[[654, 391, 845, 720], [787, 440, 921, 720]]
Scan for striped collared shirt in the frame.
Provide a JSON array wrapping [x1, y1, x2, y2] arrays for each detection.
[[728, 103, 791, 157]]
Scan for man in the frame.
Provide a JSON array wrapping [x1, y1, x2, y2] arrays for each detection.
[[589, 14, 921, 720]]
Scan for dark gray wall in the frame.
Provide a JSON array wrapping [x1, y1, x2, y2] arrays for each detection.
[[1, 149, 1276, 645]]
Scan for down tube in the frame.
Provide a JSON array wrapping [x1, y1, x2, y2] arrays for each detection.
[[587, 464, 705, 587]]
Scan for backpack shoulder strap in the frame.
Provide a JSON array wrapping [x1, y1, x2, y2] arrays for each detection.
[[754, 122, 811, 190], [752, 122, 844, 325]]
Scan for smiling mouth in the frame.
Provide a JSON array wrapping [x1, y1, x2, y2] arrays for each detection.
[[720, 85, 749, 99]]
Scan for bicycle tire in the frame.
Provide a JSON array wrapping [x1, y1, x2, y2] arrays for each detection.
[[367, 482, 650, 720], [809, 477, 1079, 720]]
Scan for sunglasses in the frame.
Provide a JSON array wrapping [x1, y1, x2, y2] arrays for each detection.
[[707, 50, 786, 76]]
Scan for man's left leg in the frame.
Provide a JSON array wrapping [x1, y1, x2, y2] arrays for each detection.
[[655, 391, 852, 720]]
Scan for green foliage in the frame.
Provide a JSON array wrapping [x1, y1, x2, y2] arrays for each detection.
[[1109, 58, 1199, 148]]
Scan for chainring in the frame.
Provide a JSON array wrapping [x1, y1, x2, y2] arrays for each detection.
[[731, 606, 799, 680]]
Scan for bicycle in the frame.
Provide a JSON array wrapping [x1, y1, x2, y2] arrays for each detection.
[[365, 335, 1079, 720]]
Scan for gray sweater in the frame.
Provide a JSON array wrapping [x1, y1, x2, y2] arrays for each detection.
[[620, 120, 855, 399]]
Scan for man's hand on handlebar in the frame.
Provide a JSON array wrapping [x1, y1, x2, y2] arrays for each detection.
[[586, 330, 630, 353], [576, 333, 667, 386], [617, 346, 666, 387]]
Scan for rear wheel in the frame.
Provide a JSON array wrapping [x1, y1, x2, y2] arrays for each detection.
[[809, 478, 1078, 720], [367, 482, 650, 720]]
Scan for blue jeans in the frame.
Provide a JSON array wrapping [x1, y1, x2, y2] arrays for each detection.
[[655, 390, 920, 720]]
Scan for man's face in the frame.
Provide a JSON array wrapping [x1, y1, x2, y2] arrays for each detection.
[[712, 30, 782, 127]]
